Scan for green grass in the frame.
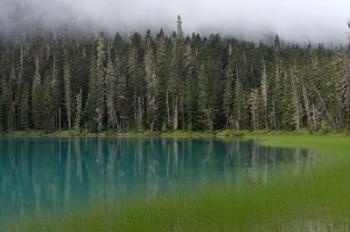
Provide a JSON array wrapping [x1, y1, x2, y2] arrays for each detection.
[[6, 135, 350, 231], [5, 128, 350, 138], [2, 129, 216, 138]]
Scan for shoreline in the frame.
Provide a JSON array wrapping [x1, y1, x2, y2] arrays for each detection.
[[1, 129, 350, 139]]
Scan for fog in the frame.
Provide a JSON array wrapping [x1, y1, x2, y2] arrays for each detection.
[[0, 0, 349, 44]]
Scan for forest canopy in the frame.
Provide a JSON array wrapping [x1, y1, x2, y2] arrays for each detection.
[[0, 16, 350, 133]]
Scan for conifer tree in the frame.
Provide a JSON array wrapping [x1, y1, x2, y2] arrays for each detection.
[[260, 61, 268, 129], [233, 68, 245, 130], [32, 55, 43, 129], [170, 15, 185, 130], [198, 64, 213, 130], [155, 29, 169, 130], [144, 31, 157, 131], [343, 48, 350, 127], [223, 63, 234, 128], [19, 83, 30, 130], [96, 34, 107, 131], [1, 80, 14, 131], [41, 72, 55, 130], [86, 54, 98, 131], [248, 89, 260, 131], [184, 42, 198, 130], [127, 33, 145, 130], [115, 55, 127, 131], [74, 89, 83, 129], [63, 53, 72, 129], [290, 66, 302, 131], [106, 59, 118, 129]]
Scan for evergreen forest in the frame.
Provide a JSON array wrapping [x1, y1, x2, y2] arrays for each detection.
[[1, 16, 350, 133]]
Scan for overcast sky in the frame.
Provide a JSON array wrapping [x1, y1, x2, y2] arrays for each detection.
[[1, 0, 350, 44]]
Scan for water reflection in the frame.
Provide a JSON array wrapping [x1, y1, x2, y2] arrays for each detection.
[[0, 137, 313, 222]]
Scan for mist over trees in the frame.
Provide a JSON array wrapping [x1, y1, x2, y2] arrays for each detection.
[[0, 16, 350, 133], [1, 0, 350, 45]]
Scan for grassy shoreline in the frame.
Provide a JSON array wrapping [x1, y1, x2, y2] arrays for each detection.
[[2, 128, 350, 139]]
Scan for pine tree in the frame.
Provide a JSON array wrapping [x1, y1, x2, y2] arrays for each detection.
[[96, 34, 108, 131], [184, 42, 198, 130], [155, 29, 169, 130], [170, 15, 185, 130], [41, 72, 55, 130], [86, 54, 98, 131], [144, 31, 157, 131], [115, 55, 127, 131], [203, 34, 225, 129], [271, 63, 283, 130], [50, 52, 61, 131], [106, 59, 118, 129], [198, 64, 213, 130], [233, 68, 245, 130], [271, 36, 281, 130], [19, 83, 30, 130], [290, 66, 302, 131], [127, 33, 145, 130], [32, 55, 43, 129], [329, 51, 345, 129], [248, 89, 260, 131], [74, 89, 83, 129], [301, 79, 313, 131], [63, 53, 72, 129], [136, 97, 143, 132], [223, 63, 234, 128], [280, 68, 294, 129], [1, 80, 14, 131], [260, 61, 268, 129], [343, 47, 350, 127], [112, 33, 128, 131]]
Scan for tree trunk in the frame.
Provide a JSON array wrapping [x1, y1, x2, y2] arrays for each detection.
[[173, 95, 178, 130], [166, 89, 170, 129], [302, 85, 313, 131]]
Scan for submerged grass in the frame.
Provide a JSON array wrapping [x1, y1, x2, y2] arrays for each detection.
[[7, 135, 350, 231]]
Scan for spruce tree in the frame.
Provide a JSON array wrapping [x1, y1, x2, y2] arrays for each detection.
[[248, 89, 260, 131], [155, 29, 169, 130], [74, 89, 83, 129], [198, 64, 213, 130], [106, 59, 118, 129], [96, 34, 107, 131], [170, 15, 185, 130], [31, 55, 43, 129], [63, 53, 72, 129], [115, 55, 127, 131], [144, 31, 157, 131], [223, 62, 234, 128], [127, 33, 145, 130], [184, 42, 198, 130], [260, 61, 268, 129], [233, 68, 245, 130]]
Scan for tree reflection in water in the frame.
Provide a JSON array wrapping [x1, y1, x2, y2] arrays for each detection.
[[0, 137, 313, 223]]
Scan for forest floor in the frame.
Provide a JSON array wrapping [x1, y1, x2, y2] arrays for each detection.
[[7, 135, 350, 231]]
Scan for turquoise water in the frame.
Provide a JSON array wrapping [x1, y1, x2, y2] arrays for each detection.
[[0, 136, 312, 224]]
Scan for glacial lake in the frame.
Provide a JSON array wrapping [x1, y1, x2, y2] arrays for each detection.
[[0, 136, 313, 225]]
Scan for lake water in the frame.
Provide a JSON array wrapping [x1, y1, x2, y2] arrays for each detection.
[[0, 136, 313, 224]]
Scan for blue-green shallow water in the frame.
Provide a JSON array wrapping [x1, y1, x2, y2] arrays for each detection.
[[0, 136, 313, 225]]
